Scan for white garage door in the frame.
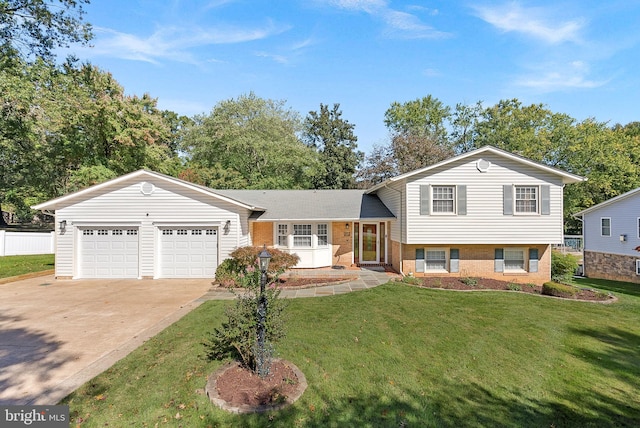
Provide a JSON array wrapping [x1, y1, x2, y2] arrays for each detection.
[[160, 227, 218, 278], [80, 228, 139, 278]]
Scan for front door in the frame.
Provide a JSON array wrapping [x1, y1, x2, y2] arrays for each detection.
[[361, 223, 378, 262]]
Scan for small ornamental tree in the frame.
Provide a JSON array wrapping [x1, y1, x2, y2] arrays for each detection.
[[205, 247, 298, 377]]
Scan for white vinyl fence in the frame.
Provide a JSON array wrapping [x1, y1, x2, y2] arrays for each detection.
[[0, 230, 55, 256]]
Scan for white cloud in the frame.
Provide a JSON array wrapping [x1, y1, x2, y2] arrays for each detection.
[[473, 2, 585, 44], [82, 22, 289, 64], [514, 61, 608, 92], [323, 0, 449, 39]]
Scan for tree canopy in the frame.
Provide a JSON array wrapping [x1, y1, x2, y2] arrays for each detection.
[[181, 93, 321, 189], [0, 0, 93, 61], [303, 103, 363, 189]]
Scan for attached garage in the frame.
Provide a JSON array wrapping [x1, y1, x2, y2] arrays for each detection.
[[79, 227, 139, 278], [32, 170, 255, 280], [159, 227, 218, 278]]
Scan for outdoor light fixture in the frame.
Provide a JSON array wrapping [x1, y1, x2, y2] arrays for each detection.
[[345, 223, 350, 230], [256, 244, 272, 378], [620, 234, 627, 242], [224, 220, 231, 234], [59, 220, 67, 232], [259, 244, 271, 273]]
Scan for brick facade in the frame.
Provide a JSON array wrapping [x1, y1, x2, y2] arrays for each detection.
[[394, 242, 551, 285], [584, 250, 640, 284], [252, 222, 273, 247], [331, 222, 354, 267]]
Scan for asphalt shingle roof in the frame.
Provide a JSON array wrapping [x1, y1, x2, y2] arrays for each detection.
[[212, 189, 395, 221]]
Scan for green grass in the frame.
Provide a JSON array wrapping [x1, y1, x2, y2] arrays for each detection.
[[62, 278, 640, 427], [0, 254, 54, 278]]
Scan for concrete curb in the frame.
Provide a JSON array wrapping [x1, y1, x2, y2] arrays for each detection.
[[0, 270, 55, 285]]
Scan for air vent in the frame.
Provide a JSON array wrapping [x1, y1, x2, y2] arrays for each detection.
[[476, 159, 491, 172], [140, 182, 155, 195]]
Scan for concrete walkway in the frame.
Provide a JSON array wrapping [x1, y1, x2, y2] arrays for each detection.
[[200, 267, 399, 301]]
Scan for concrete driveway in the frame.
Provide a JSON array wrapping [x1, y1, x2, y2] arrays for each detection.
[[0, 275, 212, 406]]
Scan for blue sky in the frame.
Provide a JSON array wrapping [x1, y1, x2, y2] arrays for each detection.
[[68, 0, 640, 154]]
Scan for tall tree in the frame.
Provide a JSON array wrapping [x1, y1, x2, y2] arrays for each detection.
[[384, 95, 451, 145], [303, 103, 363, 189], [0, 0, 92, 61], [355, 143, 396, 188], [181, 92, 320, 189]]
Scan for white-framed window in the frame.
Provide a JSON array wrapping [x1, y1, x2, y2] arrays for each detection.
[[637, 218, 640, 239], [504, 248, 526, 271], [83, 230, 94, 236], [112, 229, 123, 236], [515, 186, 538, 213], [192, 229, 202, 235], [636, 260, 640, 276], [277, 224, 288, 246], [426, 248, 448, 271], [432, 186, 455, 214], [98, 229, 109, 235], [162, 229, 173, 235], [206, 229, 216, 235], [293, 224, 312, 247], [601, 218, 611, 237], [317, 224, 328, 246]]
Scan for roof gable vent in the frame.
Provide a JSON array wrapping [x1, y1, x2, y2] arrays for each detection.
[[140, 182, 155, 195], [476, 159, 491, 172]]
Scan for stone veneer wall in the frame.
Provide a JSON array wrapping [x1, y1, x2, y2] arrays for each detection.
[[584, 251, 640, 284], [398, 244, 551, 285]]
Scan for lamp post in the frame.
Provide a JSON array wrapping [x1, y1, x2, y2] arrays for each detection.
[[256, 245, 271, 378]]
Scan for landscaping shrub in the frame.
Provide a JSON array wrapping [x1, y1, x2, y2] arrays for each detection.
[[507, 283, 522, 291], [401, 275, 422, 286], [551, 250, 579, 282], [460, 277, 478, 287], [215, 246, 300, 287], [205, 256, 288, 376], [542, 281, 579, 298]]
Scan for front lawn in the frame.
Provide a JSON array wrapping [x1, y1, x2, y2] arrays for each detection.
[[63, 278, 640, 427], [0, 254, 54, 279]]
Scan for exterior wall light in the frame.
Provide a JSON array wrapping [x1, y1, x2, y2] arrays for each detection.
[[620, 234, 627, 242], [59, 220, 67, 233]]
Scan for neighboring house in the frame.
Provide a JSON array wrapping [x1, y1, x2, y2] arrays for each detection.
[[32, 146, 584, 283], [574, 188, 640, 284]]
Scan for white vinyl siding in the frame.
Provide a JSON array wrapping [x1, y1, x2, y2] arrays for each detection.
[[582, 192, 640, 258], [52, 176, 246, 278], [405, 153, 564, 245]]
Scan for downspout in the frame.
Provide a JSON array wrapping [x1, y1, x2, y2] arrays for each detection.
[[384, 182, 404, 277]]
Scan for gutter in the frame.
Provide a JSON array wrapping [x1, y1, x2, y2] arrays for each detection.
[[384, 182, 404, 277]]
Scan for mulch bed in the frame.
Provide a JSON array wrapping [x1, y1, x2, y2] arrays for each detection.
[[416, 276, 613, 302], [207, 359, 307, 413], [274, 276, 357, 288]]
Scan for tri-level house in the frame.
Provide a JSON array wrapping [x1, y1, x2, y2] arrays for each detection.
[[33, 146, 584, 284], [574, 187, 640, 284]]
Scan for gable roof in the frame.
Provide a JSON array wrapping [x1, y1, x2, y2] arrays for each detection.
[[365, 145, 586, 193], [213, 189, 395, 221], [574, 187, 640, 217], [31, 169, 259, 211], [31, 170, 395, 221]]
